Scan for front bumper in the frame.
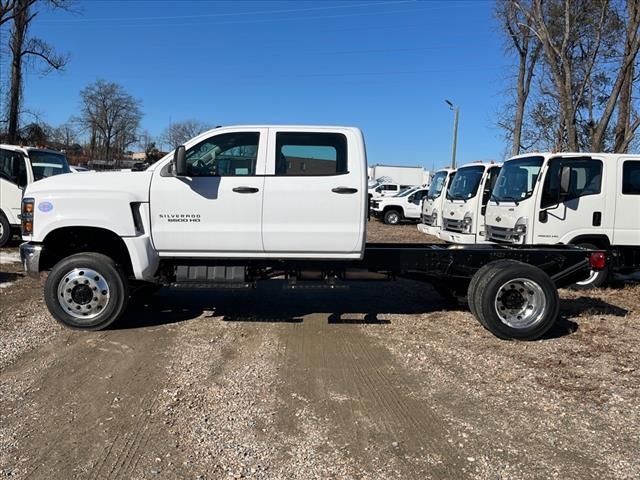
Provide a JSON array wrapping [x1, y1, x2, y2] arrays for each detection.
[[438, 230, 480, 244], [20, 242, 42, 279], [417, 223, 441, 236]]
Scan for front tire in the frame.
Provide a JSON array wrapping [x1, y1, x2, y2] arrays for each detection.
[[0, 214, 11, 248], [44, 253, 129, 330], [474, 260, 559, 340], [383, 209, 401, 225]]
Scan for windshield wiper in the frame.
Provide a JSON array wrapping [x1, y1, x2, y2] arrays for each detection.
[[490, 193, 500, 205]]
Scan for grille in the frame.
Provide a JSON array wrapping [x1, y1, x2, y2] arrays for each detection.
[[486, 225, 515, 242], [443, 217, 463, 233]]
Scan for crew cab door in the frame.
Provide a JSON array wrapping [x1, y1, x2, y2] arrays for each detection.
[[613, 158, 640, 245], [533, 156, 607, 243], [150, 129, 267, 254], [0, 148, 29, 225], [406, 189, 428, 218], [262, 128, 365, 255]]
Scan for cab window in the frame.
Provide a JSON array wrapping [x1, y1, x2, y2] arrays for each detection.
[[541, 158, 602, 208], [0, 148, 27, 187], [622, 161, 640, 195], [185, 132, 260, 176], [275, 132, 347, 176]]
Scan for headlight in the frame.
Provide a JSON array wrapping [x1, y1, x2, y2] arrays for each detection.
[[463, 212, 473, 233], [22, 198, 34, 235], [515, 217, 528, 235]]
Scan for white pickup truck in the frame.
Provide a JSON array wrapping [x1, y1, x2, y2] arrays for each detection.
[[370, 186, 429, 224], [0, 145, 71, 247], [19, 125, 605, 340], [438, 162, 501, 244], [417, 167, 456, 236], [485, 152, 640, 288]]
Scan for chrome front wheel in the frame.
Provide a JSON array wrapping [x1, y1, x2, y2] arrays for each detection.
[[57, 268, 111, 321]]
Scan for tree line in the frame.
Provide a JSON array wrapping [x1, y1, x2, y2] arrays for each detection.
[[497, 0, 639, 155]]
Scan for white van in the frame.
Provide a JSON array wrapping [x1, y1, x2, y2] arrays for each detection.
[[0, 145, 71, 247], [417, 167, 456, 236], [438, 162, 501, 244], [485, 152, 640, 287]]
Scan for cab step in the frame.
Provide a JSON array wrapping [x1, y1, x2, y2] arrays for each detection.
[[171, 265, 252, 289]]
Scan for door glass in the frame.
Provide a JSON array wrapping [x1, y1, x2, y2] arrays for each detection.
[[0, 148, 27, 187], [482, 167, 501, 205], [29, 151, 70, 181], [541, 158, 602, 208], [185, 132, 260, 176], [622, 161, 640, 195], [275, 132, 347, 175]]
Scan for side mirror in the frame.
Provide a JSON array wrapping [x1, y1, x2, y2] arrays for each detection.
[[174, 145, 187, 176], [408, 194, 415, 202], [559, 165, 572, 200]]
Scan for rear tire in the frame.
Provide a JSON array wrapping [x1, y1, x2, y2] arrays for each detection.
[[383, 209, 401, 225], [44, 252, 129, 330], [0, 214, 11, 248], [474, 260, 559, 340], [570, 243, 609, 289], [467, 260, 514, 322]]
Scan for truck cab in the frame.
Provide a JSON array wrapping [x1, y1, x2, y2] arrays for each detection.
[[0, 145, 71, 247], [485, 152, 640, 287], [368, 181, 402, 199], [370, 185, 428, 224], [438, 162, 501, 244], [417, 167, 455, 236]]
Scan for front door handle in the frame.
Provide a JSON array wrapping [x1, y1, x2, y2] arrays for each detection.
[[332, 187, 358, 194], [232, 186, 259, 194]]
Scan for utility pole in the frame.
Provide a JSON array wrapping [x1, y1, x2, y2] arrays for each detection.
[[445, 100, 459, 169]]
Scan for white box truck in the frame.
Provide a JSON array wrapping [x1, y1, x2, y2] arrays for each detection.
[[438, 162, 501, 244], [485, 152, 640, 288], [370, 164, 429, 187], [19, 125, 605, 340]]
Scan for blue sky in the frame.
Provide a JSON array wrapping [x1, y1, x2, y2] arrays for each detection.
[[7, 0, 512, 170]]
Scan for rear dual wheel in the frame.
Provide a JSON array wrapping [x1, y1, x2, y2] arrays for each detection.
[[468, 260, 559, 340]]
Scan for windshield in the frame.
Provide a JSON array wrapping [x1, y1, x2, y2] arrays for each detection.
[[29, 151, 71, 181], [395, 187, 417, 197], [492, 156, 543, 202], [446, 165, 484, 200], [427, 171, 448, 199]]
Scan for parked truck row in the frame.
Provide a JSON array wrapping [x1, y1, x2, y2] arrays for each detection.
[[414, 153, 640, 289], [17, 125, 606, 341]]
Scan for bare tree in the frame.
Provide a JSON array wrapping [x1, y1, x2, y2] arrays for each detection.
[[497, 0, 542, 155], [610, 0, 640, 152], [161, 119, 213, 149], [5, 0, 71, 143], [51, 120, 77, 146], [79, 80, 142, 162]]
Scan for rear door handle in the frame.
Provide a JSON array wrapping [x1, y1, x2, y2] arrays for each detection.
[[332, 187, 358, 194], [232, 186, 259, 194]]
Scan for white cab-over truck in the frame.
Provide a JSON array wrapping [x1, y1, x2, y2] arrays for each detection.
[[370, 186, 429, 224], [20, 126, 606, 340], [0, 145, 71, 247], [438, 162, 501, 244], [417, 167, 456, 237], [485, 152, 640, 288]]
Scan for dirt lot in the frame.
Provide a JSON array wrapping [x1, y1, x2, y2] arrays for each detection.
[[1, 222, 639, 479]]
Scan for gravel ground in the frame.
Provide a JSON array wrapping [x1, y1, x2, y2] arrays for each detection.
[[1, 225, 639, 479]]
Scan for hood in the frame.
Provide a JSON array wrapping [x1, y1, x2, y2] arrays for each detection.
[[25, 170, 153, 202], [484, 202, 522, 227]]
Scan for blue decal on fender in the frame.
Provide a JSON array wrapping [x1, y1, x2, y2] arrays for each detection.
[[38, 201, 53, 213]]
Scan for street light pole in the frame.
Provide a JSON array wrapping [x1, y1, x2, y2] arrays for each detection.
[[445, 100, 459, 169]]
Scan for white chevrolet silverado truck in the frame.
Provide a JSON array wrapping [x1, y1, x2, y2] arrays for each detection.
[[20, 125, 605, 340], [370, 186, 428, 224]]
